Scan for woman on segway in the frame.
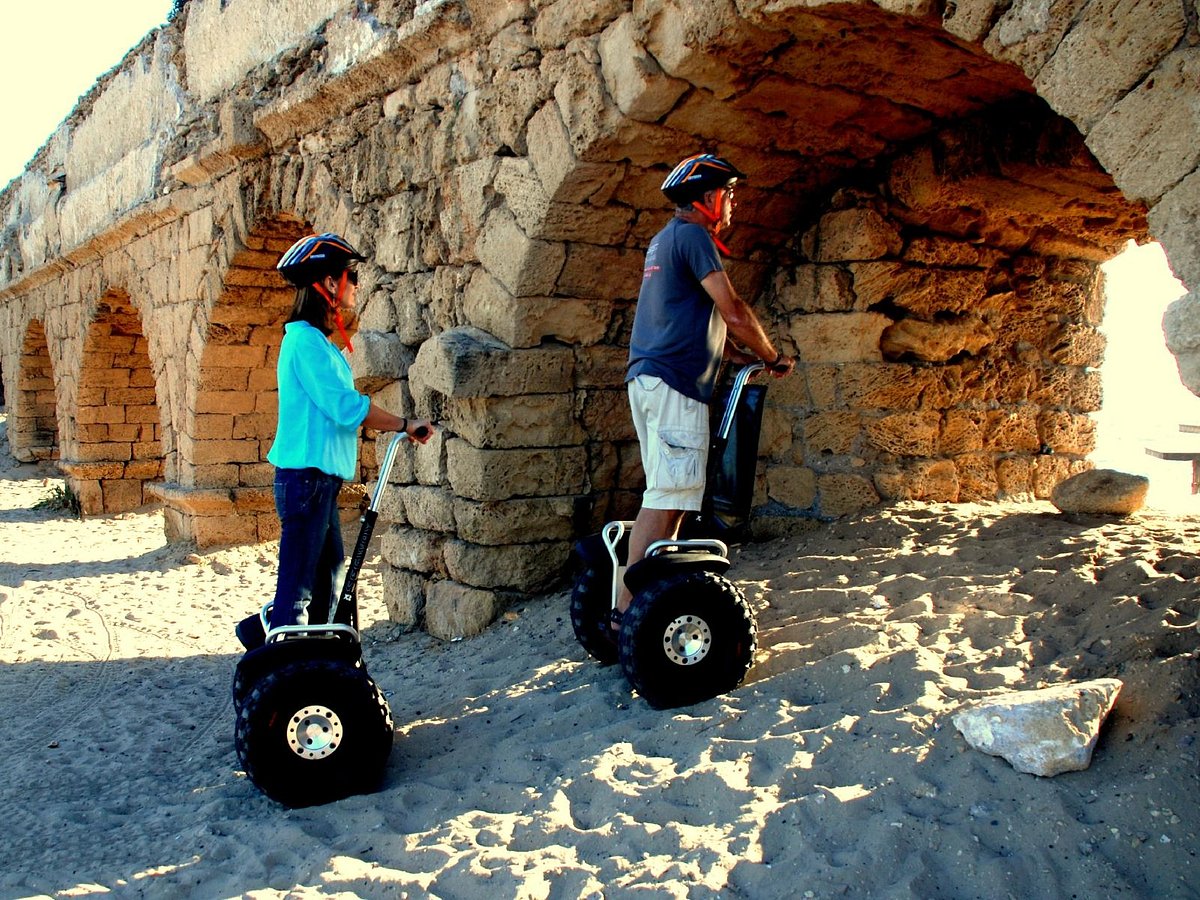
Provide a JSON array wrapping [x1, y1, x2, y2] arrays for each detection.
[[268, 232, 434, 632]]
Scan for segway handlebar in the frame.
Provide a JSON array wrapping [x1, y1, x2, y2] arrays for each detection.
[[333, 428, 425, 623], [716, 362, 764, 442]]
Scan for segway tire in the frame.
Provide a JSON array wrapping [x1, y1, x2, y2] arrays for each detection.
[[619, 570, 756, 710], [570, 562, 619, 666], [235, 657, 393, 807]]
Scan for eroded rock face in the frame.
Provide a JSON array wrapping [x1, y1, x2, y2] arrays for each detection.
[[0, 0, 1194, 636], [952, 679, 1123, 777], [1051, 469, 1149, 516]]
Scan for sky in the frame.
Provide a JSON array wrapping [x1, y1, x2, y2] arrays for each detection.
[[0, 0, 172, 188]]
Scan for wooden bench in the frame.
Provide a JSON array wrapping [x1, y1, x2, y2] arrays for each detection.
[[1145, 446, 1200, 493]]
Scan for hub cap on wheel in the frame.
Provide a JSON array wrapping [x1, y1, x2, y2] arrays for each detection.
[[662, 614, 712, 666], [286, 705, 344, 759]]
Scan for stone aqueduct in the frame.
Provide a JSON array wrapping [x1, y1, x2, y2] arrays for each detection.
[[1, 0, 1198, 637]]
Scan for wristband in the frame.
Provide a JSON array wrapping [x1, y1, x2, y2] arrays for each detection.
[[401, 417, 408, 432], [768, 352, 784, 369]]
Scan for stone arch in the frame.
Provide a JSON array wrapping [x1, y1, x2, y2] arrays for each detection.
[[9, 319, 58, 463], [442, 2, 1153, 529], [58, 290, 164, 514], [156, 216, 305, 547]]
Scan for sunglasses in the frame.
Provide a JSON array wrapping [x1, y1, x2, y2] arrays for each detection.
[[345, 268, 359, 286]]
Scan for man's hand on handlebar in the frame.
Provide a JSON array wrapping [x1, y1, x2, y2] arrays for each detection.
[[766, 353, 795, 378]]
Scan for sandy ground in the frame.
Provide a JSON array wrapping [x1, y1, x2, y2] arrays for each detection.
[[0, 410, 1197, 900]]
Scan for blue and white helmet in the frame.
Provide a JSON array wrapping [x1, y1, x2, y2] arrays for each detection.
[[277, 233, 365, 287], [661, 154, 745, 205]]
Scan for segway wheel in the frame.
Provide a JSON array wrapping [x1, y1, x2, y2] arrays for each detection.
[[570, 561, 619, 666], [235, 657, 393, 807], [619, 570, 756, 709]]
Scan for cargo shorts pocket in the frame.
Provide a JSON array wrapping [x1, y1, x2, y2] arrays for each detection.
[[656, 428, 706, 492]]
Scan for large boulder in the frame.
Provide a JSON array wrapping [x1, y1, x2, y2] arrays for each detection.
[[1050, 468, 1148, 515]]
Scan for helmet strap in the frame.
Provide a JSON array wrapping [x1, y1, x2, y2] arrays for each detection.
[[311, 272, 355, 352], [690, 191, 731, 256]]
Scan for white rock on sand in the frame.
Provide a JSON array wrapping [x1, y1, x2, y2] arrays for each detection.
[[0, 411, 1197, 898]]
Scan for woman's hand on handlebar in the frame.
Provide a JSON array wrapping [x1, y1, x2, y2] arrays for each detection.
[[405, 419, 435, 444]]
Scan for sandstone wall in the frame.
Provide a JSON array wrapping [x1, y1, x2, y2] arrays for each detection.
[[0, 0, 1196, 638]]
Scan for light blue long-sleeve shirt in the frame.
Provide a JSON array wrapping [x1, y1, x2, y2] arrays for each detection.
[[267, 321, 370, 480]]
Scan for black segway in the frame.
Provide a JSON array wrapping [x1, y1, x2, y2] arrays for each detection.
[[571, 363, 766, 709], [232, 429, 420, 807]]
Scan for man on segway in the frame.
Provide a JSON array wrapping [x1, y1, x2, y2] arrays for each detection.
[[617, 154, 795, 638]]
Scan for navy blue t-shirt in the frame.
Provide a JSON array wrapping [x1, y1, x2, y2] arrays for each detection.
[[626, 218, 726, 403]]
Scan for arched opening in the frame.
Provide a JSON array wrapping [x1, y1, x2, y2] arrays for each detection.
[[495, 6, 1151, 528], [1094, 240, 1197, 507], [61, 290, 163, 514], [156, 218, 305, 547], [10, 320, 58, 463]]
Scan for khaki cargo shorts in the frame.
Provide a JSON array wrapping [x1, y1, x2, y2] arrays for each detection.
[[628, 374, 709, 512]]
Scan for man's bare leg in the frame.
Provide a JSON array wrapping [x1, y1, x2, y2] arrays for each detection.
[[616, 506, 685, 619]]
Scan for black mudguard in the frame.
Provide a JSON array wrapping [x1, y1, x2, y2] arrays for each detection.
[[623, 550, 731, 596]]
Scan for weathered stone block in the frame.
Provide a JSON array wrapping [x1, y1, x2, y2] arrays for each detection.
[[533, 0, 625, 49], [851, 263, 989, 318], [397, 485, 456, 533], [881, 315, 994, 363], [381, 563, 426, 627], [866, 411, 941, 456], [424, 579, 499, 641], [453, 495, 576, 545], [955, 452, 1000, 501], [814, 208, 902, 261], [557, 243, 643, 301], [803, 411, 860, 456], [446, 394, 582, 448], [1087, 51, 1200, 204], [581, 389, 636, 442], [984, 407, 1041, 453], [817, 473, 880, 517], [788, 312, 891, 364], [838, 364, 930, 411], [1149, 169, 1200, 292], [772, 265, 855, 314], [598, 13, 689, 122], [874, 459, 959, 502], [953, 679, 1123, 776], [347, 331, 409, 392], [1052, 468, 1148, 516], [1033, 0, 1185, 131], [463, 269, 611, 348], [996, 455, 1034, 498], [766, 464, 816, 509], [527, 102, 624, 204], [380, 525, 447, 575], [409, 326, 575, 399], [444, 539, 569, 591], [476, 207, 566, 297], [447, 440, 588, 501], [1037, 410, 1096, 455]]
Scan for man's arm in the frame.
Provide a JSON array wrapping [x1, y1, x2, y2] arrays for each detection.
[[702, 269, 795, 376]]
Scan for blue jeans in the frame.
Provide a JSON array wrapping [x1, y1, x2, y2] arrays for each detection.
[[270, 467, 345, 629]]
